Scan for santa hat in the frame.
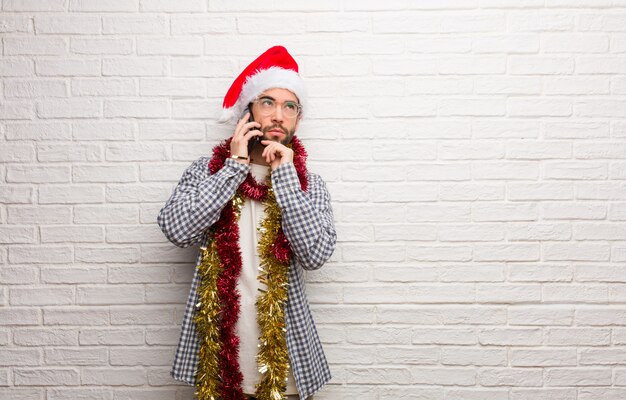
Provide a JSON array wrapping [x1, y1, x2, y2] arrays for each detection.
[[219, 46, 306, 123]]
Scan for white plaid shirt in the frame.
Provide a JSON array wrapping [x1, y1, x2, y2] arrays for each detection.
[[157, 157, 336, 399]]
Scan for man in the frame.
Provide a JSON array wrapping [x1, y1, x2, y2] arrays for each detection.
[[157, 46, 336, 400]]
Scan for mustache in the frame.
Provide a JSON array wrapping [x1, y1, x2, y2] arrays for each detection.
[[262, 124, 288, 135]]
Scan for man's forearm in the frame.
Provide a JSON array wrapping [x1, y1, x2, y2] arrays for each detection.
[[158, 158, 250, 248], [272, 163, 337, 270]]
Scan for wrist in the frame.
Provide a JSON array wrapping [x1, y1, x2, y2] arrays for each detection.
[[230, 154, 250, 164]]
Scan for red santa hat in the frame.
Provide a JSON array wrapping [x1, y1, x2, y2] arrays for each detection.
[[219, 46, 306, 123]]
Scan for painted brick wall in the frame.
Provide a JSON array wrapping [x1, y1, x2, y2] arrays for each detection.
[[2, 1, 626, 399]]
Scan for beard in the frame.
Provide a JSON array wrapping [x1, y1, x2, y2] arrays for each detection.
[[261, 123, 296, 145]]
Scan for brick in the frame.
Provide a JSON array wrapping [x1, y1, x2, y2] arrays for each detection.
[[77, 285, 144, 305], [73, 165, 137, 183], [9, 246, 73, 264], [110, 306, 173, 325], [140, 0, 205, 12], [37, 99, 100, 118], [104, 100, 169, 118], [36, 59, 100, 76], [507, 223, 571, 241], [448, 389, 509, 400], [10, 287, 74, 305], [0, 15, 31, 33], [0, 349, 41, 366], [542, 284, 608, 303], [440, 265, 504, 283], [106, 184, 172, 203], [41, 226, 103, 244], [75, 246, 139, 264], [578, 388, 626, 400], [0, 59, 34, 77], [47, 388, 113, 400], [0, 388, 43, 398], [442, 347, 507, 366], [545, 368, 611, 386], [81, 368, 145, 386], [508, 306, 573, 326], [0, 308, 40, 325], [42, 267, 106, 284], [412, 328, 477, 345], [511, 349, 577, 367], [0, 226, 36, 244], [4, 80, 67, 98], [479, 328, 542, 346], [102, 15, 167, 34], [102, 57, 166, 76], [14, 368, 80, 386], [474, 244, 540, 262], [407, 204, 471, 223], [137, 38, 203, 56], [79, 328, 144, 346], [109, 347, 173, 366], [44, 308, 109, 326], [4, 37, 66, 55], [34, 15, 100, 34], [71, 38, 133, 55], [576, 307, 626, 326], [39, 185, 103, 204], [479, 368, 542, 387], [0, 100, 35, 119], [108, 265, 171, 284], [410, 367, 476, 386], [378, 306, 507, 325], [473, 203, 537, 222], [45, 348, 107, 366], [545, 243, 610, 261], [110, 388, 179, 400], [13, 328, 78, 346], [371, 183, 437, 202], [0, 267, 39, 284], [546, 328, 610, 346], [171, 16, 234, 34], [3, 0, 65, 10], [0, 186, 32, 203], [345, 367, 411, 384], [74, 205, 137, 224], [69, 0, 139, 11], [0, 143, 34, 162], [440, 184, 504, 201], [171, 58, 236, 77], [5, 121, 71, 140], [140, 78, 206, 97], [7, 166, 70, 183]]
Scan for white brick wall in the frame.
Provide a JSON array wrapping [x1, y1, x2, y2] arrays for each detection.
[[1, 1, 626, 399]]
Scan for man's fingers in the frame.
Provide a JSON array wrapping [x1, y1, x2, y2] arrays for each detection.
[[234, 112, 249, 137]]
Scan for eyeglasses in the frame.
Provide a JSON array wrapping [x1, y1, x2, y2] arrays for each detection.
[[252, 97, 302, 119]]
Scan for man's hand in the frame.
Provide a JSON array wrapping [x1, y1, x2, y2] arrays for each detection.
[[261, 140, 294, 170], [229, 112, 261, 164]]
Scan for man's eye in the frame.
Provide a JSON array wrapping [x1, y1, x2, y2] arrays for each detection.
[[285, 103, 297, 110], [261, 99, 273, 106]]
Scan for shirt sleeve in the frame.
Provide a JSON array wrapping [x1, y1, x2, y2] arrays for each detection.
[[157, 157, 250, 248], [271, 162, 337, 270]]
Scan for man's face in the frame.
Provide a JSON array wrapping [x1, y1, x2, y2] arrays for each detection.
[[250, 88, 301, 145]]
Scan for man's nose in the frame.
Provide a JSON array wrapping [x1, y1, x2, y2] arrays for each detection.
[[271, 105, 284, 122]]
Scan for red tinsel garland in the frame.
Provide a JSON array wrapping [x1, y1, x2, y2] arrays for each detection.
[[200, 137, 308, 399]]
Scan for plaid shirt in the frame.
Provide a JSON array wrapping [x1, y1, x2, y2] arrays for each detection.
[[157, 157, 336, 399]]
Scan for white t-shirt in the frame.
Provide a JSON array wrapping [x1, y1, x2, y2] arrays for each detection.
[[236, 162, 298, 396]]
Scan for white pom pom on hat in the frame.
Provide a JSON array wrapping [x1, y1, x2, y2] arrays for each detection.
[[219, 46, 306, 123]]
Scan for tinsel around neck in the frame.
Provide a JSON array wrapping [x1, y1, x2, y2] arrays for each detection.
[[208, 136, 309, 201]]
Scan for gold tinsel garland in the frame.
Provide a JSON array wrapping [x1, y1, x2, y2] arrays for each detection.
[[194, 185, 290, 400], [255, 185, 290, 400], [194, 238, 224, 400]]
